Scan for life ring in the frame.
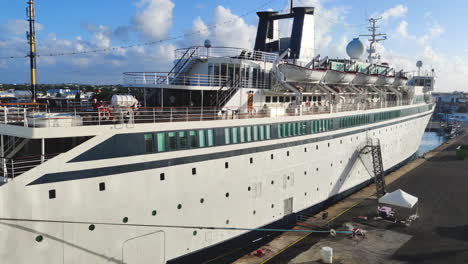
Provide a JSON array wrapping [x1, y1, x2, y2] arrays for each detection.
[[98, 108, 111, 120]]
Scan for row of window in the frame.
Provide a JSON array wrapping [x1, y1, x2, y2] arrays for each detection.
[[266, 95, 323, 104], [144, 104, 433, 153]]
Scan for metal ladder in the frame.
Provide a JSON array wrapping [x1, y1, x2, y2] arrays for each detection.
[[166, 47, 200, 84], [215, 77, 242, 108], [360, 138, 386, 198]]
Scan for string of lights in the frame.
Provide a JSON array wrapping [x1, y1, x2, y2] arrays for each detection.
[[0, 0, 278, 60]]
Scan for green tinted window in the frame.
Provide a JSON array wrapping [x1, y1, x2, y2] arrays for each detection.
[[253, 126, 259, 141], [178, 131, 187, 149], [266, 125, 271, 139], [240, 127, 246, 143], [156, 133, 166, 152], [232, 127, 238, 144], [259, 126, 265, 140], [224, 128, 231, 144], [189, 131, 197, 148], [168, 132, 177, 151], [277, 124, 282, 138], [246, 126, 252, 142], [144, 134, 154, 153], [207, 129, 214, 146], [198, 130, 206, 147]]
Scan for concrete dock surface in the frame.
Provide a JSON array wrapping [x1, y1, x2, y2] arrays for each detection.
[[233, 131, 468, 264]]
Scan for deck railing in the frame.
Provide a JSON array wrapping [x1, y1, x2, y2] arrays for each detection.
[[0, 100, 431, 129], [1, 153, 58, 180], [174, 46, 278, 63], [123, 72, 271, 89]]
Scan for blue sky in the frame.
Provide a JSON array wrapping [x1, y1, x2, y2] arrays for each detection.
[[0, 0, 467, 91]]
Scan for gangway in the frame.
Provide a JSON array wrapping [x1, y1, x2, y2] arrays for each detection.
[[360, 138, 386, 198]]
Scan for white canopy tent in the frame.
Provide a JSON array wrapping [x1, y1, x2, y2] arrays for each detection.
[[378, 189, 418, 209]]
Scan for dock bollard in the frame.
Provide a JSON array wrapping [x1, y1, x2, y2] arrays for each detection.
[[321, 247, 333, 264]]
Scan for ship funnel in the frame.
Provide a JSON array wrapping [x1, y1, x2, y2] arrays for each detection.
[[254, 7, 315, 62]]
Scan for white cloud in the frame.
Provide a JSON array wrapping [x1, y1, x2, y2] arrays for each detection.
[[379, 5, 408, 21], [1, 19, 43, 35], [132, 0, 175, 41], [429, 23, 444, 38], [396, 20, 409, 38]]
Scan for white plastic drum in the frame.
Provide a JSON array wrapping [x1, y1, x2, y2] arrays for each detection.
[[111, 95, 138, 107], [321, 247, 333, 264]]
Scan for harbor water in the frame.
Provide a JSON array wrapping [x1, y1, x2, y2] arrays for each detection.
[[417, 132, 448, 156]]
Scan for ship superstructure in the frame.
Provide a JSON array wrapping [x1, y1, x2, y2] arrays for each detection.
[[0, 6, 434, 264]]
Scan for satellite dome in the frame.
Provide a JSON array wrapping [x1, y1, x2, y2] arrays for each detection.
[[416, 60, 423, 68], [346, 38, 365, 60], [204, 39, 212, 48]]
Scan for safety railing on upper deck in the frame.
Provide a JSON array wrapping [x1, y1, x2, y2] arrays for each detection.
[[0, 101, 433, 129], [123, 72, 271, 89], [174, 46, 278, 63]]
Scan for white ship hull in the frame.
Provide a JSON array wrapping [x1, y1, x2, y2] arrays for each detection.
[[0, 104, 433, 264], [278, 64, 327, 84], [323, 70, 356, 85]]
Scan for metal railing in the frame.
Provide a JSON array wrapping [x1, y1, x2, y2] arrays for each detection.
[[1, 153, 58, 180], [0, 101, 432, 129], [123, 72, 271, 89], [174, 46, 278, 63]]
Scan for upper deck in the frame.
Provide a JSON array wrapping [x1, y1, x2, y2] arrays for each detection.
[[0, 99, 433, 140]]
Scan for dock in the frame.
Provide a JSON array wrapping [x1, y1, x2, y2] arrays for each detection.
[[232, 130, 468, 264]]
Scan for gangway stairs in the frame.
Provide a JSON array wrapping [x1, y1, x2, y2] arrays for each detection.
[[215, 77, 243, 108], [167, 47, 201, 84], [360, 138, 386, 198]]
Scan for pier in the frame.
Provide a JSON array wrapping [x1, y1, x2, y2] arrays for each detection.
[[232, 130, 468, 264]]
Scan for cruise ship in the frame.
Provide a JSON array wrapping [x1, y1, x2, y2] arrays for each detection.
[[0, 6, 435, 264]]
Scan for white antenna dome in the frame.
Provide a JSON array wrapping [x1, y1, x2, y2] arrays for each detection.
[[346, 38, 365, 60], [204, 39, 212, 48], [416, 60, 423, 68]]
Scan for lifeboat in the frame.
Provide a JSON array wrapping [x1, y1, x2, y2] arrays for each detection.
[[323, 70, 356, 85], [376, 74, 396, 86], [352, 73, 379, 86], [278, 63, 327, 84]]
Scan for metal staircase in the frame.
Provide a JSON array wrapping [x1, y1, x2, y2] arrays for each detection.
[[360, 138, 386, 198], [167, 47, 200, 84], [215, 77, 242, 108]]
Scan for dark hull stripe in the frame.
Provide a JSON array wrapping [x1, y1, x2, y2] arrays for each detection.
[[27, 112, 432, 186]]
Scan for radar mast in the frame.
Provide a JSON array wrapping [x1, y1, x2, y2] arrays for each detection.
[[360, 18, 387, 64]]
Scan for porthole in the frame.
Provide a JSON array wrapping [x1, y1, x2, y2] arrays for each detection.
[[225, 193, 230, 198], [340, 160, 343, 164], [35, 235, 43, 242], [288, 176, 291, 180], [316, 145, 318, 150], [160, 173, 165, 181], [271, 154, 274, 160], [340, 140, 343, 144], [177, 204, 182, 210], [226, 219, 230, 224], [193, 231, 197, 236], [122, 217, 129, 223], [250, 157, 254, 164], [287, 151, 290, 157], [192, 168, 197, 175], [331, 163, 333, 167], [317, 187, 319, 191], [99, 182, 105, 191], [253, 210, 256, 215], [152, 210, 157, 216], [316, 168, 319, 172], [271, 204, 274, 208], [304, 192, 307, 196], [88, 224, 95, 231], [304, 171, 307, 175], [271, 180, 274, 185], [49, 190, 56, 199], [304, 148, 307, 152], [248, 186, 251, 191], [225, 162, 229, 169], [328, 143, 330, 147], [200, 198, 205, 204]]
